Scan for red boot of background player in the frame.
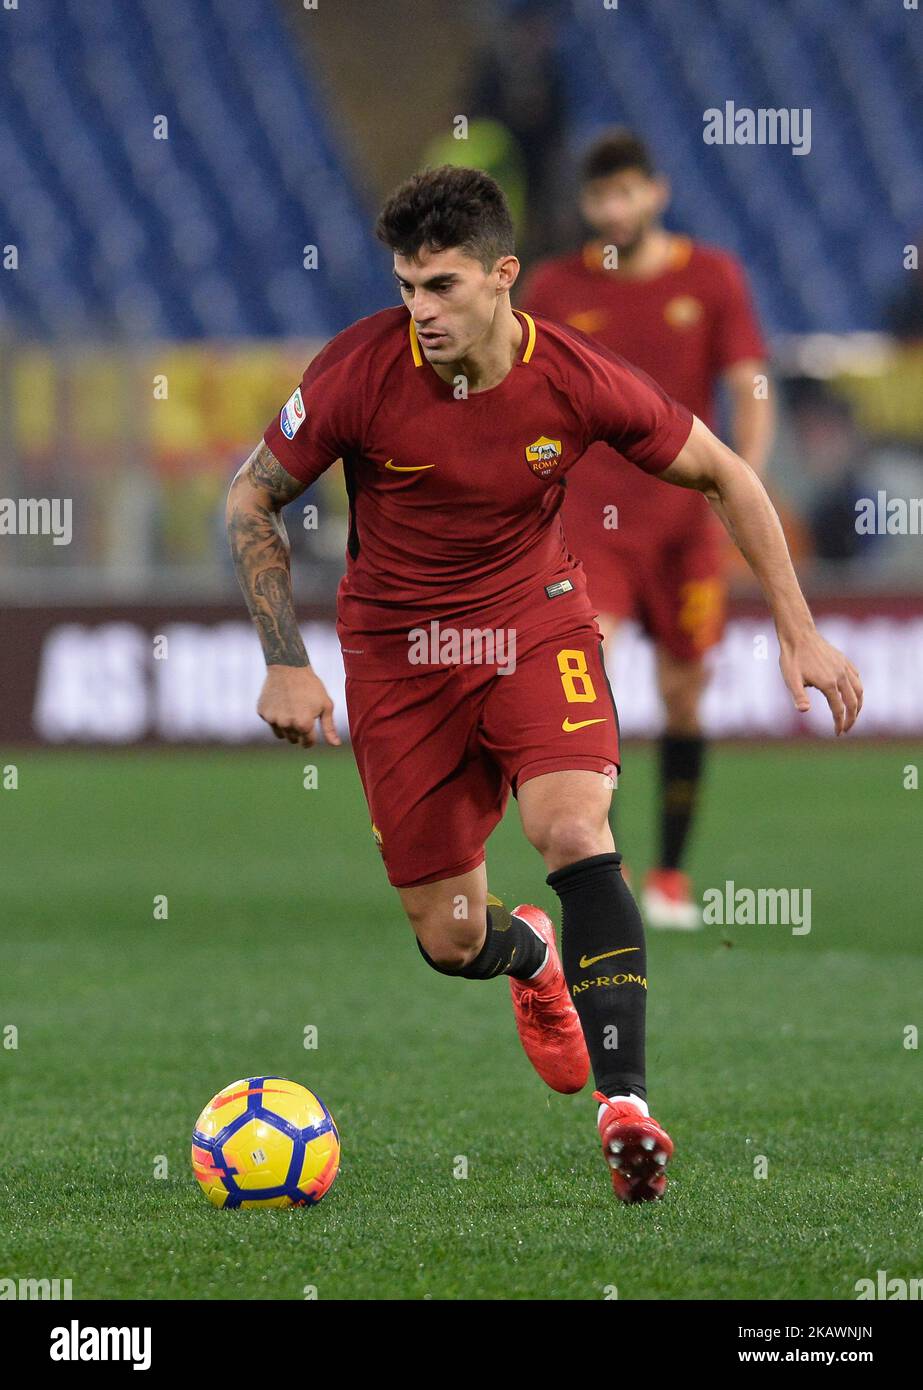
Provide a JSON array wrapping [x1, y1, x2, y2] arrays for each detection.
[[641, 868, 702, 931]]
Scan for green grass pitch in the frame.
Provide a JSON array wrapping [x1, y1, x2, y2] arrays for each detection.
[[1, 742, 921, 1300]]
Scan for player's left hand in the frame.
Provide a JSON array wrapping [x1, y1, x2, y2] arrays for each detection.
[[778, 629, 863, 735]]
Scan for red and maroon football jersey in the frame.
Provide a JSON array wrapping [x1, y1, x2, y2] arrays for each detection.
[[263, 305, 693, 678], [518, 236, 766, 543]]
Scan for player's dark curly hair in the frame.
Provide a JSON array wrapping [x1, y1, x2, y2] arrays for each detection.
[[580, 129, 656, 184], [375, 166, 515, 271]]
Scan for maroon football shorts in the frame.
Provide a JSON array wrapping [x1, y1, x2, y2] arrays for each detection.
[[345, 621, 620, 888], [578, 529, 726, 661]]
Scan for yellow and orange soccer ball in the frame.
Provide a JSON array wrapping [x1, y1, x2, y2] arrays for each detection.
[[191, 1077, 340, 1209]]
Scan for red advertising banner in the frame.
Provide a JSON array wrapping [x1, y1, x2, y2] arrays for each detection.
[[1, 598, 922, 744]]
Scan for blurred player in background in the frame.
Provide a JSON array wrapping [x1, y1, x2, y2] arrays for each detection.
[[519, 131, 775, 929]]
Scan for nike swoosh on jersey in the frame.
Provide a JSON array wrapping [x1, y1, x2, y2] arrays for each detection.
[[578, 948, 640, 968], [384, 458, 434, 472], [561, 717, 606, 732]]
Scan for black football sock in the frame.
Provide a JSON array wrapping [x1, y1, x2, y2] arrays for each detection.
[[660, 733, 706, 871], [546, 851, 647, 1100], [417, 904, 546, 981]]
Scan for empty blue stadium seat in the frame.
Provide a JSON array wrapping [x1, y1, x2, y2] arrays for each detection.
[[0, 0, 392, 338]]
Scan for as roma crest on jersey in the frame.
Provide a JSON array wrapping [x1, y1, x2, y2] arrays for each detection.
[[525, 435, 562, 478]]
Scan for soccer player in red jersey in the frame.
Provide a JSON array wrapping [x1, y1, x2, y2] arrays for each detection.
[[227, 167, 861, 1202], [519, 131, 776, 930]]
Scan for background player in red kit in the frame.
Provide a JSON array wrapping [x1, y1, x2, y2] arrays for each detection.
[[226, 168, 860, 1203], [519, 131, 776, 930]]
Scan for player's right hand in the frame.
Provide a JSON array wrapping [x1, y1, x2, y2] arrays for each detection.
[[257, 665, 342, 748]]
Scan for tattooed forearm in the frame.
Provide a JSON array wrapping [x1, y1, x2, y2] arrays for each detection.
[[246, 443, 302, 494], [227, 442, 310, 667]]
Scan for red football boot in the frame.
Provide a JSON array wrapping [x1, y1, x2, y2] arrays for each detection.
[[641, 868, 701, 931], [508, 905, 590, 1094], [594, 1091, 674, 1203]]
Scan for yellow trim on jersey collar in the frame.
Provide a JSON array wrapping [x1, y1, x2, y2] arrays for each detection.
[[582, 234, 694, 273], [407, 310, 537, 367], [582, 240, 605, 271], [408, 316, 423, 366], [668, 235, 694, 270], [518, 309, 537, 363]]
